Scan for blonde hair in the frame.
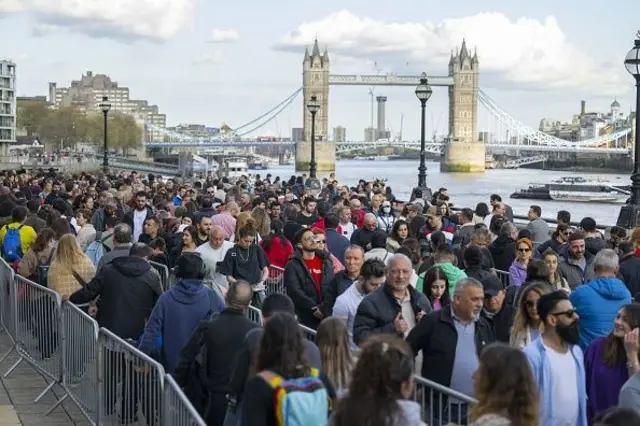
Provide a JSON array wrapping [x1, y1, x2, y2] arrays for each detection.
[[53, 234, 86, 270], [316, 317, 355, 392], [509, 282, 551, 347], [631, 226, 640, 249], [251, 207, 271, 238]]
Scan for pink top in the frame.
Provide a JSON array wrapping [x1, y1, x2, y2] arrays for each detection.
[[211, 212, 236, 240], [432, 298, 442, 311]]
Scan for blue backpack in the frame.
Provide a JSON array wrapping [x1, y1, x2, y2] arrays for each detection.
[[258, 368, 329, 426], [85, 236, 111, 267], [2, 225, 23, 262]]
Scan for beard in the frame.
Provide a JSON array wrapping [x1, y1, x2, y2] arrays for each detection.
[[557, 321, 580, 346]]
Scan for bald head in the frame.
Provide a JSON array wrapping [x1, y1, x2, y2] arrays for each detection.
[[226, 280, 253, 309], [364, 213, 377, 230], [388, 253, 412, 271], [210, 225, 226, 248]]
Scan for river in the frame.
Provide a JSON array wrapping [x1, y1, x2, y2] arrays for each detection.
[[264, 159, 629, 226]]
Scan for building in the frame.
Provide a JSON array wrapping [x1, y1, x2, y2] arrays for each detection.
[[49, 71, 167, 142], [166, 124, 220, 139], [364, 127, 376, 142], [0, 60, 17, 147], [302, 40, 329, 142], [333, 126, 346, 142], [448, 41, 479, 142], [291, 127, 304, 142]]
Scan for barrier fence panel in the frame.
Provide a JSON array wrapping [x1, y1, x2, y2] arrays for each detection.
[[413, 375, 477, 426], [149, 261, 170, 291], [164, 374, 206, 426], [4, 275, 62, 404], [265, 265, 285, 296], [45, 302, 99, 422], [299, 324, 317, 343], [495, 269, 510, 288], [97, 327, 165, 425], [246, 305, 262, 325], [0, 258, 15, 360]]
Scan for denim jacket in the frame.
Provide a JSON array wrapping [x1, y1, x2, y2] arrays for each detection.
[[523, 336, 587, 426]]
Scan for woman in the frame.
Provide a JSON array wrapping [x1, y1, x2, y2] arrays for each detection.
[[331, 335, 425, 426], [473, 202, 490, 225], [584, 304, 640, 420], [542, 249, 570, 293], [311, 228, 344, 274], [252, 206, 271, 238], [240, 312, 335, 426], [470, 343, 539, 426], [509, 281, 551, 349], [317, 317, 355, 397], [180, 225, 199, 253], [230, 212, 262, 243], [259, 219, 294, 269], [47, 234, 95, 299], [387, 220, 409, 253], [509, 238, 533, 287], [422, 266, 451, 311], [18, 228, 55, 283]]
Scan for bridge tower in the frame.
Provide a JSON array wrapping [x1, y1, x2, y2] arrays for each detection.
[[296, 39, 336, 173], [442, 40, 486, 172]]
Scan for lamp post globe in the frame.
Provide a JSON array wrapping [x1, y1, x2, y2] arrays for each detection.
[[413, 73, 433, 202], [617, 36, 640, 229], [305, 95, 322, 195], [99, 96, 111, 175]]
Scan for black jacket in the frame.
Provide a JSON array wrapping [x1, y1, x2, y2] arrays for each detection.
[[283, 250, 334, 328], [618, 255, 640, 298], [353, 284, 432, 346], [323, 270, 357, 316], [123, 206, 154, 233], [488, 235, 516, 272], [69, 256, 162, 339], [406, 305, 495, 388], [481, 304, 514, 343]]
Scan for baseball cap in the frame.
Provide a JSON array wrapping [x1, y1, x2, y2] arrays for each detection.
[[481, 275, 503, 298]]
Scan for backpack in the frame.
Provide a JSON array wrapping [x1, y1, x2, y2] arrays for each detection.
[[35, 250, 55, 288], [2, 225, 23, 262], [85, 236, 111, 267], [258, 368, 329, 426]]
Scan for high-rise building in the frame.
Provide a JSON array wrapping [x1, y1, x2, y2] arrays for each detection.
[[49, 71, 167, 142], [0, 60, 17, 147], [292, 127, 304, 142], [333, 126, 346, 142], [376, 96, 387, 140], [364, 127, 376, 142]]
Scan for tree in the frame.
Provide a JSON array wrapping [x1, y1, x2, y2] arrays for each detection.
[[86, 112, 142, 153], [37, 107, 88, 149], [16, 102, 50, 137]]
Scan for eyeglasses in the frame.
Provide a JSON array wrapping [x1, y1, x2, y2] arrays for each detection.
[[552, 309, 577, 318], [517, 247, 531, 253], [316, 240, 326, 244]]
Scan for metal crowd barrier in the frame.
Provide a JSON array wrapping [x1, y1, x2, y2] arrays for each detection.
[[494, 269, 510, 288], [265, 265, 286, 296], [246, 305, 263, 325], [164, 374, 206, 426], [0, 257, 15, 358], [149, 260, 170, 291], [299, 324, 317, 343], [413, 375, 478, 426]]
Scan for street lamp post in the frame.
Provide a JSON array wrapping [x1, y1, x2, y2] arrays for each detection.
[[617, 35, 640, 229], [305, 95, 322, 195], [414, 73, 433, 198], [99, 96, 111, 174]]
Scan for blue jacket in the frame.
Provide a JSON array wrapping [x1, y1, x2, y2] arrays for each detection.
[[523, 337, 587, 426], [570, 276, 631, 350], [325, 228, 349, 265], [138, 279, 224, 373]]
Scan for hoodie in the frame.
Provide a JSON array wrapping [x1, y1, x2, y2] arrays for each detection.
[[138, 279, 224, 373], [416, 262, 467, 295], [488, 235, 516, 272], [508, 260, 528, 287], [570, 276, 632, 350]]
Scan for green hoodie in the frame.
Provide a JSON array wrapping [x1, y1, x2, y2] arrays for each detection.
[[416, 262, 467, 295]]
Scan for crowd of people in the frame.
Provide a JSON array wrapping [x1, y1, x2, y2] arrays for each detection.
[[1, 167, 640, 425]]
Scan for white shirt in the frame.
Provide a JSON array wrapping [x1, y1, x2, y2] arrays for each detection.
[[132, 209, 147, 242], [544, 343, 579, 426], [196, 240, 234, 289], [339, 222, 355, 240], [332, 282, 363, 350]]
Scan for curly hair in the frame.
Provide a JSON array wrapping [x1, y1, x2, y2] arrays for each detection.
[[254, 312, 309, 379], [331, 335, 414, 426], [471, 343, 539, 426]]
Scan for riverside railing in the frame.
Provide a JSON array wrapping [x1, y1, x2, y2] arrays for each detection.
[[0, 264, 206, 426]]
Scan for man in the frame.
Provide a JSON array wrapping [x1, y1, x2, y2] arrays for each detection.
[[227, 294, 321, 416], [295, 196, 318, 227], [490, 194, 514, 222], [524, 291, 587, 426], [124, 191, 153, 243], [579, 217, 606, 256], [268, 201, 281, 221], [332, 258, 386, 349], [570, 249, 631, 350], [376, 200, 396, 233], [337, 206, 356, 240], [323, 245, 364, 316], [0, 206, 37, 261], [194, 197, 217, 221], [138, 216, 163, 245], [211, 201, 238, 240], [480, 274, 514, 343], [24, 199, 45, 233], [488, 222, 518, 272], [407, 278, 495, 424], [353, 254, 431, 346], [350, 213, 378, 252], [486, 202, 506, 226], [194, 215, 213, 247], [175, 281, 258, 425], [559, 232, 595, 289], [453, 208, 475, 249], [364, 230, 394, 263], [91, 198, 120, 236], [527, 205, 550, 245], [423, 206, 455, 242], [324, 212, 349, 265], [284, 228, 334, 328], [196, 225, 234, 295], [97, 223, 133, 272], [138, 253, 224, 374]]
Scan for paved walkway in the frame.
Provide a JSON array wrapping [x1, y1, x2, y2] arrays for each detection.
[[0, 333, 88, 426]]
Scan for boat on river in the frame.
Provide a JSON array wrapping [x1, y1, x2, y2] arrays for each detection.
[[511, 176, 629, 203]]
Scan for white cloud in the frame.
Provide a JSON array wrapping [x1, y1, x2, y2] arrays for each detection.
[[2, 0, 194, 41], [192, 50, 225, 65], [208, 28, 239, 43], [275, 10, 626, 94]]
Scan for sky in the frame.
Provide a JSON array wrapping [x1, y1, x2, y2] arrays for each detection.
[[1, 0, 639, 140]]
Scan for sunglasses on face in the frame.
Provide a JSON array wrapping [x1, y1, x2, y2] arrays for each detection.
[[518, 247, 531, 253], [552, 309, 576, 318]]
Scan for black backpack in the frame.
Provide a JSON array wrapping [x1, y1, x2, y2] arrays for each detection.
[[34, 250, 55, 288]]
